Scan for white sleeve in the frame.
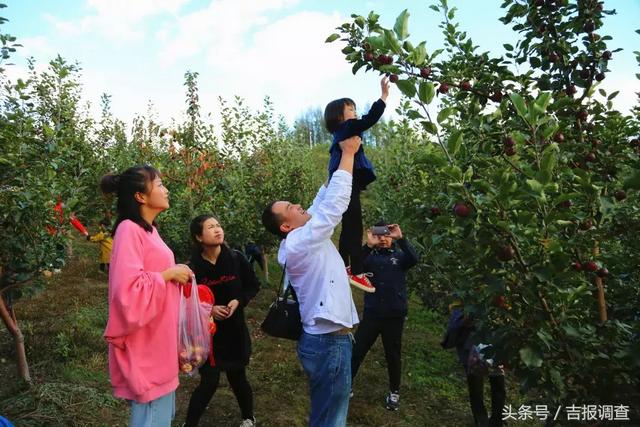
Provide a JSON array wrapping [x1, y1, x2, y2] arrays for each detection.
[[290, 170, 352, 252]]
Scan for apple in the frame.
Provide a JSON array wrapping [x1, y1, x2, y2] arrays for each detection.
[[453, 203, 471, 217], [364, 52, 374, 62], [420, 67, 432, 78], [566, 85, 577, 96], [549, 52, 560, 63], [580, 219, 593, 230], [504, 136, 516, 147], [460, 80, 472, 91], [490, 91, 503, 102], [553, 133, 565, 143], [438, 82, 450, 94], [390, 74, 399, 83], [602, 50, 612, 60], [572, 262, 583, 271], [584, 261, 598, 272], [583, 20, 595, 33], [493, 295, 506, 308], [596, 267, 609, 278], [430, 206, 441, 216], [584, 152, 596, 162], [497, 245, 515, 262], [595, 73, 605, 81], [577, 110, 589, 121], [559, 200, 572, 209], [505, 146, 517, 156], [579, 69, 590, 79], [614, 190, 626, 201]]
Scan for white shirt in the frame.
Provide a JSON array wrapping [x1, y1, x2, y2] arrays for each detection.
[[277, 170, 359, 334]]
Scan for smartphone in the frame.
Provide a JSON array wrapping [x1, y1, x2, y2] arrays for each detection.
[[371, 225, 390, 236]]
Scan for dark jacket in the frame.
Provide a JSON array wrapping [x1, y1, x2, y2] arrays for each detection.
[[327, 98, 386, 189], [361, 238, 419, 317], [191, 245, 260, 369]]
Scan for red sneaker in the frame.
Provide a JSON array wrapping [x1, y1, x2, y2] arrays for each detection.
[[349, 273, 375, 293]]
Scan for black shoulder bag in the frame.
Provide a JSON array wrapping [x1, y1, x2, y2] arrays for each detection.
[[260, 265, 302, 340]]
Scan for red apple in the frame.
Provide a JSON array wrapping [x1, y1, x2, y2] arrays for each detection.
[[420, 67, 431, 78], [453, 203, 471, 217], [584, 261, 598, 272]]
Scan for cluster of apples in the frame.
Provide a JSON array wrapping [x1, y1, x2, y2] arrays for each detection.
[[179, 344, 207, 374]]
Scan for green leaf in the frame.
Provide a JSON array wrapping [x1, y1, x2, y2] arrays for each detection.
[[526, 179, 544, 194], [393, 9, 410, 40], [418, 81, 435, 104], [395, 79, 416, 98], [623, 170, 640, 190], [520, 347, 543, 368], [503, 43, 514, 51], [384, 29, 402, 54], [607, 91, 619, 100], [540, 143, 559, 175], [535, 92, 552, 111], [325, 33, 340, 43], [422, 121, 438, 135], [509, 93, 528, 122], [437, 107, 456, 123], [366, 35, 385, 50], [354, 16, 365, 29], [447, 130, 463, 156], [413, 42, 427, 65]]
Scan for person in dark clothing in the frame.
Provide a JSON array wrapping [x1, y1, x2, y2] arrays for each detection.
[[442, 307, 507, 427], [244, 242, 265, 272], [324, 77, 390, 293], [185, 214, 261, 427], [351, 222, 419, 411]]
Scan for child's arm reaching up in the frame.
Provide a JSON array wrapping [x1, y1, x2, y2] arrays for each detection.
[[343, 76, 389, 135]]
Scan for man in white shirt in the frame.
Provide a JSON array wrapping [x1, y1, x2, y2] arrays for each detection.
[[261, 135, 361, 427]]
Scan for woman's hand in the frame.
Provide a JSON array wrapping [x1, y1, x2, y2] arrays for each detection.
[[212, 305, 231, 321], [161, 264, 193, 284], [226, 299, 239, 318]]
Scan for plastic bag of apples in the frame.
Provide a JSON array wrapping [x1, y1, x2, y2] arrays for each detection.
[[178, 277, 215, 375]]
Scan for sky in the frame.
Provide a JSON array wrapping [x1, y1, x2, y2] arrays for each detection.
[[3, 0, 639, 128]]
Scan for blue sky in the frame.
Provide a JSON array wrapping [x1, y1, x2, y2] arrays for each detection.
[[3, 0, 639, 127]]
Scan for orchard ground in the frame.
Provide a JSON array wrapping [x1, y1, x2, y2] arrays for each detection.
[[0, 237, 542, 427]]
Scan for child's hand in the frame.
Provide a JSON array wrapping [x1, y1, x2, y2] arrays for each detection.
[[388, 224, 403, 239], [366, 230, 381, 248], [380, 76, 390, 102]]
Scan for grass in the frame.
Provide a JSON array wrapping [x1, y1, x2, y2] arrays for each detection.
[[1, 237, 542, 426]]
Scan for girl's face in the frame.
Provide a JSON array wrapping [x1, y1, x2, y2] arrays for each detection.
[[198, 217, 224, 247], [142, 177, 170, 211], [342, 103, 357, 121]]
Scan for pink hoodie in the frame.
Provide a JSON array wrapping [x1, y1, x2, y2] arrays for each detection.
[[104, 220, 181, 403]]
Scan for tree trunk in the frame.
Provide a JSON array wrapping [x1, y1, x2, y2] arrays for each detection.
[[0, 293, 32, 383]]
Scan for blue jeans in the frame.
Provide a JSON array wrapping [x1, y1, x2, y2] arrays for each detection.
[[297, 331, 353, 427], [129, 390, 175, 427]]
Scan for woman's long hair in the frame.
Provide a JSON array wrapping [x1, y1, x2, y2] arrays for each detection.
[[100, 165, 160, 234]]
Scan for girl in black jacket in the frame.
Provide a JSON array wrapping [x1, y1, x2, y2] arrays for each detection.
[[184, 214, 260, 427]]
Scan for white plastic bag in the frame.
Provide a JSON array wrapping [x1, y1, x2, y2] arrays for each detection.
[[178, 276, 213, 375]]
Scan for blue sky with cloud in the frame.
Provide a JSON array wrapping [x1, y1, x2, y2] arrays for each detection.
[[4, 0, 639, 127]]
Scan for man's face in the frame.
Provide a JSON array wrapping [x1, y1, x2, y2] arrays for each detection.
[[377, 234, 393, 249], [272, 201, 311, 234]]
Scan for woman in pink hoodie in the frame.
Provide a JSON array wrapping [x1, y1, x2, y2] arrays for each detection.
[[101, 165, 193, 426]]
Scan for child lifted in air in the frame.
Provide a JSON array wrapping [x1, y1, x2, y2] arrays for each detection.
[[324, 76, 390, 293]]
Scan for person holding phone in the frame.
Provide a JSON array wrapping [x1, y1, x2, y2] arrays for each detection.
[[350, 222, 419, 411]]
